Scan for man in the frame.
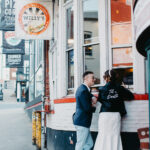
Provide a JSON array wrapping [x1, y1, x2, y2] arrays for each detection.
[[73, 71, 97, 150]]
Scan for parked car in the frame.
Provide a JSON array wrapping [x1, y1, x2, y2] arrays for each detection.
[[0, 84, 3, 101]]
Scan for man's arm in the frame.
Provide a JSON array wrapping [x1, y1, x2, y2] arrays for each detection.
[[79, 90, 96, 113]]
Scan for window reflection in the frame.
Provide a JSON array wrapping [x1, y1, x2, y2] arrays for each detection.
[[35, 67, 43, 97], [113, 47, 133, 67], [114, 68, 133, 89], [67, 7, 74, 49], [84, 44, 100, 84], [68, 50, 74, 88], [111, 0, 132, 45], [83, 0, 99, 44], [83, 0, 100, 84], [66, 6, 74, 92], [64, 0, 70, 3], [29, 79, 34, 101], [111, 0, 133, 87]]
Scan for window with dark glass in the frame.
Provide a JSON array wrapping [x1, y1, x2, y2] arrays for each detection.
[[64, 0, 70, 3], [83, 0, 100, 85], [68, 50, 74, 89], [66, 6, 74, 92], [67, 7, 74, 49], [111, 0, 133, 88]]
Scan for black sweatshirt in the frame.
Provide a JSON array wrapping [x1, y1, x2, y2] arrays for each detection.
[[98, 81, 134, 117]]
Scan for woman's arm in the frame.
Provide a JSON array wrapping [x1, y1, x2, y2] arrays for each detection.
[[119, 86, 134, 100], [97, 90, 103, 103]]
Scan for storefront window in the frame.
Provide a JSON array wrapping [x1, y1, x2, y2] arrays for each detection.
[[83, 0, 100, 84], [29, 79, 34, 101], [113, 47, 133, 67], [68, 50, 74, 88], [66, 6, 74, 93], [114, 68, 133, 87], [64, 0, 70, 3], [35, 67, 43, 97], [30, 41, 35, 78], [35, 40, 43, 69], [83, 0, 99, 44], [67, 7, 74, 49], [111, 0, 132, 45], [84, 44, 100, 84], [111, 0, 133, 88]]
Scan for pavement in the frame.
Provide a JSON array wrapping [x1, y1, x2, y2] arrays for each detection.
[[0, 102, 38, 150], [0, 88, 46, 150], [3, 89, 17, 103]]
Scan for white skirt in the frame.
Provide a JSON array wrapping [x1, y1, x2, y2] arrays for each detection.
[[94, 112, 123, 150]]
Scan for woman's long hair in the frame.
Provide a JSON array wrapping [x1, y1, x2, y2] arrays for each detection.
[[103, 69, 118, 82]]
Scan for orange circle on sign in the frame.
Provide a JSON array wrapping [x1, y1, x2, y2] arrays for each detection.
[[19, 3, 50, 35]]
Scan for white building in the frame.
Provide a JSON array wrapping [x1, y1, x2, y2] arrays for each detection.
[[25, 0, 149, 150]]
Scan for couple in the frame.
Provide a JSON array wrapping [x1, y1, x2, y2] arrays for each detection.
[[73, 70, 134, 150]]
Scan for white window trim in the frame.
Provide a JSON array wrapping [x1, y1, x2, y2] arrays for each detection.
[[131, 1, 146, 94], [57, 0, 75, 98], [65, 3, 74, 94], [74, 0, 84, 92], [63, 0, 73, 6], [111, 44, 132, 48], [83, 42, 100, 47], [57, 0, 67, 98], [74, 0, 102, 91], [98, 0, 110, 85], [107, 0, 146, 94]]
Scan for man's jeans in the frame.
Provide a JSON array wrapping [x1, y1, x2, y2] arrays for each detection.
[[75, 125, 93, 150]]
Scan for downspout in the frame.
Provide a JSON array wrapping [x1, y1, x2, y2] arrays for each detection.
[[43, 40, 50, 149], [43, 0, 55, 148]]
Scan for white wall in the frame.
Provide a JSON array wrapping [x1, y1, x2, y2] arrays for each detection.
[[0, 31, 2, 81], [47, 100, 149, 132], [47, 0, 149, 134], [0, 31, 10, 82]]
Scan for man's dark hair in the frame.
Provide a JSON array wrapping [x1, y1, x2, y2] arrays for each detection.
[[83, 71, 94, 79]]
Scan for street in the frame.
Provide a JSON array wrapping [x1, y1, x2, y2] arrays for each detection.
[[0, 93, 37, 150]]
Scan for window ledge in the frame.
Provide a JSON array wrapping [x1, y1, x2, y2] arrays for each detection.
[[53, 93, 149, 104]]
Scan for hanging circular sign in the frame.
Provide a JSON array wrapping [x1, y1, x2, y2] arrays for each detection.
[[5, 31, 21, 46], [18, 3, 50, 35]]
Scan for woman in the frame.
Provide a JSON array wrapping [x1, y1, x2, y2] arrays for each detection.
[[94, 69, 134, 150]]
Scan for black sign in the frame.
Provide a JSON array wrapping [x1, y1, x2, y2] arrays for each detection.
[[2, 31, 25, 54], [0, 0, 15, 31], [6, 54, 23, 68]]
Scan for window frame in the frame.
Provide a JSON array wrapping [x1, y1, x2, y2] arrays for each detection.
[[108, 0, 134, 89], [64, 1, 75, 94], [82, 0, 101, 86], [108, 0, 146, 93]]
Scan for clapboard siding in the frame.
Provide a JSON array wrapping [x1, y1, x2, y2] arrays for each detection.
[[47, 100, 149, 132]]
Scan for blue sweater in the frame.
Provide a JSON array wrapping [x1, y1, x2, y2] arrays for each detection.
[[73, 84, 96, 128]]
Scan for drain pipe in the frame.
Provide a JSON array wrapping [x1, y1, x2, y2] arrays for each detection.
[[42, 0, 55, 148]]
